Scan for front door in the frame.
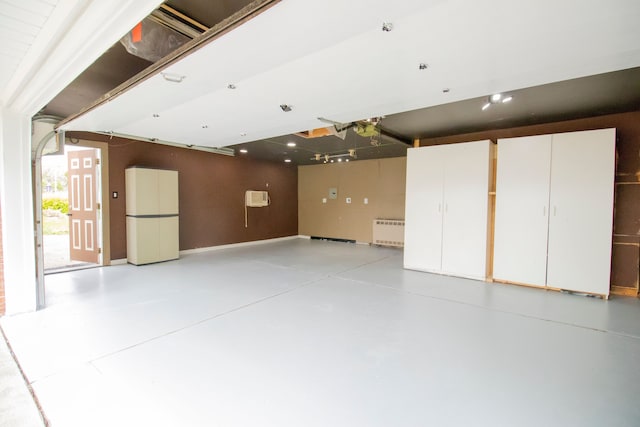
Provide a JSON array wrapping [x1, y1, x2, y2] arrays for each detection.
[[67, 149, 100, 263]]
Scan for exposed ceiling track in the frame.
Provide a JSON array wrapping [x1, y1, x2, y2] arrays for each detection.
[[295, 127, 344, 139], [57, 0, 281, 130], [315, 116, 412, 145], [157, 4, 209, 35], [378, 127, 412, 146], [92, 131, 236, 156]]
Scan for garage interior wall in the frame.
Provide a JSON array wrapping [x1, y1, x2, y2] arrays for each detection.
[[21, 110, 640, 296], [298, 157, 406, 242], [298, 111, 639, 294], [68, 132, 298, 260], [419, 110, 640, 295]]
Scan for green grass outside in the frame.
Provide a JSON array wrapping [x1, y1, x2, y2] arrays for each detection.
[[43, 214, 69, 235]]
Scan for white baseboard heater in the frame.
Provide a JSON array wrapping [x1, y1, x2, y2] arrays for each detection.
[[372, 219, 405, 247]]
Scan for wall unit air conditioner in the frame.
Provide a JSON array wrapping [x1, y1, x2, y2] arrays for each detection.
[[245, 190, 269, 207]]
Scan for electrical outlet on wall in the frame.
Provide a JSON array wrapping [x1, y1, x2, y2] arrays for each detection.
[[322, 198, 327, 204], [364, 198, 368, 204]]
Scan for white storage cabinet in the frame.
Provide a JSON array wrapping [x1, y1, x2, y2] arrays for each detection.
[[404, 140, 492, 280], [493, 128, 616, 296], [126, 167, 180, 265]]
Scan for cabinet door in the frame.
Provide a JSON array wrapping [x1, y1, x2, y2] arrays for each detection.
[[127, 217, 159, 265], [547, 129, 615, 295], [157, 170, 179, 215], [440, 140, 491, 279], [126, 168, 158, 216], [493, 135, 552, 286], [404, 146, 445, 272], [157, 216, 180, 262]]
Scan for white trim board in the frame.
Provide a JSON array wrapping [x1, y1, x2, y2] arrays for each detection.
[[180, 235, 304, 255], [111, 236, 322, 264]]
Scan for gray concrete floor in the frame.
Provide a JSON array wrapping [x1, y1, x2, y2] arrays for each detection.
[[0, 331, 44, 427], [2, 238, 640, 426]]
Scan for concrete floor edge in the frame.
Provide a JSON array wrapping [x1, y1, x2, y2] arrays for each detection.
[[0, 325, 47, 426]]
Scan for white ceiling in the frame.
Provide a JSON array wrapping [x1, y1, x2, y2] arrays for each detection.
[[0, 0, 58, 99], [0, 0, 161, 115], [60, 0, 640, 149]]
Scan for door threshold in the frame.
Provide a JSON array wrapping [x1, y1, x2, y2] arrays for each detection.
[[44, 263, 100, 275]]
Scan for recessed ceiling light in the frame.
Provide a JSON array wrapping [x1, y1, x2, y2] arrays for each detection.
[[239, 149, 248, 154], [201, 125, 208, 129], [280, 104, 292, 112], [152, 113, 160, 118], [240, 132, 247, 137], [442, 88, 450, 93], [284, 159, 292, 163], [419, 63, 428, 70], [227, 84, 236, 89], [382, 22, 393, 32], [483, 93, 513, 110], [287, 142, 296, 147], [161, 72, 185, 83]]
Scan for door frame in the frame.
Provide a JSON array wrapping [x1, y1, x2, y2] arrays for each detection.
[[33, 130, 111, 309], [67, 147, 101, 264]]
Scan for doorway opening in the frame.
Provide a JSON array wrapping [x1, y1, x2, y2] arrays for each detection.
[[41, 144, 102, 273]]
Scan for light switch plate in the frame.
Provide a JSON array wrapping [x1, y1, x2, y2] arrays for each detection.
[[322, 198, 327, 204], [346, 197, 351, 204], [364, 198, 368, 204]]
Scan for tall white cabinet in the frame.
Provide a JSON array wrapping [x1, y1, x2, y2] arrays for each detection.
[[404, 140, 492, 280], [493, 128, 615, 296], [492, 135, 553, 287], [126, 167, 179, 265]]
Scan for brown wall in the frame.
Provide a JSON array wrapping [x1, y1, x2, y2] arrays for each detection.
[[0, 202, 4, 315], [298, 157, 406, 242], [420, 110, 640, 294], [70, 133, 298, 260]]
